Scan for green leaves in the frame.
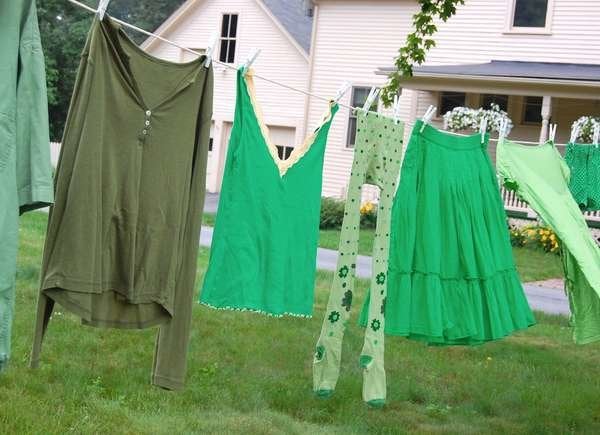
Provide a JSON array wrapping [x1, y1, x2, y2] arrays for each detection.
[[380, 0, 465, 106]]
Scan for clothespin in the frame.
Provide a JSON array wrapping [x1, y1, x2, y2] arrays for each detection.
[[499, 118, 509, 142], [97, 0, 110, 20], [334, 81, 351, 103], [570, 124, 580, 144], [203, 32, 218, 68], [241, 48, 261, 73], [420, 105, 436, 133], [362, 87, 379, 112], [479, 117, 488, 144], [392, 95, 401, 125], [593, 123, 600, 148], [548, 123, 557, 143]]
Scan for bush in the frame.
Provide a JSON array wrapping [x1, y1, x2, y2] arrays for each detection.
[[320, 198, 378, 230], [571, 116, 600, 143], [509, 224, 560, 254], [443, 103, 513, 135]]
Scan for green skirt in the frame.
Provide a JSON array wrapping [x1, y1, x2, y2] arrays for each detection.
[[367, 122, 535, 345]]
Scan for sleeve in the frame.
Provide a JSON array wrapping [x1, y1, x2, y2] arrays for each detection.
[[15, 0, 54, 214]]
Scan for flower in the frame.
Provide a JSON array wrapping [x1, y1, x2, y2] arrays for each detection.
[[360, 201, 375, 215], [341, 290, 353, 312], [571, 116, 600, 143], [328, 311, 341, 323], [376, 272, 386, 285], [338, 265, 349, 278], [443, 103, 512, 135], [370, 319, 381, 332]]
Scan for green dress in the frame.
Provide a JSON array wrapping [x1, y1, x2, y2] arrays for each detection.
[[565, 143, 600, 211], [30, 15, 213, 390], [200, 68, 338, 317], [0, 0, 54, 373], [384, 121, 535, 345], [497, 139, 600, 344]]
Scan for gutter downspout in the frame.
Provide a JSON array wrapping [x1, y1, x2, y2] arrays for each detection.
[[302, 2, 319, 139]]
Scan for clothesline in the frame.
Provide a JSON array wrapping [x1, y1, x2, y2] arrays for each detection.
[[67, 0, 582, 148], [66, 0, 358, 111]]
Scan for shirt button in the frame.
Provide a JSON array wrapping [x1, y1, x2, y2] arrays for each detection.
[[145, 110, 152, 116], [145, 120, 150, 126], [142, 129, 148, 135]]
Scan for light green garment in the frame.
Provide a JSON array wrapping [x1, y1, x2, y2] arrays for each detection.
[[497, 139, 600, 344], [313, 110, 403, 408], [0, 0, 54, 372]]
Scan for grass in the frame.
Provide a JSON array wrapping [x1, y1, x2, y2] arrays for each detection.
[[1, 211, 598, 434]]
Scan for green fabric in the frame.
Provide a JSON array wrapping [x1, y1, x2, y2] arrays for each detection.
[[0, 0, 53, 373], [30, 15, 213, 390], [313, 111, 403, 407], [497, 139, 600, 344], [200, 68, 338, 317], [565, 143, 600, 211], [382, 121, 535, 345]]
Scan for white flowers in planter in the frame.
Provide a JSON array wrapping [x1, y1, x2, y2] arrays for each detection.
[[443, 104, 513, 135], [571, 116, 600, 143]]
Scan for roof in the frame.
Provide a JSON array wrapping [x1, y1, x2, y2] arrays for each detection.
[[261, 0, 313, 52], [377, 60, 600, 82]]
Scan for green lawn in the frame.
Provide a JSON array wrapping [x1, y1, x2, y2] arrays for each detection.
[[1, 212, 598, 433], [204, 213, 563, 283]]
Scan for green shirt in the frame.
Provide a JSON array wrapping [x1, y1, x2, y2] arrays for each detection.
[[200, 68, 338, 317], [0, 0, 53, 372], [497, 139, 600, 344]]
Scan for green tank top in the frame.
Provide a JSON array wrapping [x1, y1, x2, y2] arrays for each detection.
[[200, 68, 338, 317]]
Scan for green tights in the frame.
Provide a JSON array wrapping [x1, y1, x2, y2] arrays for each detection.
[[313, 110, 403, 407]]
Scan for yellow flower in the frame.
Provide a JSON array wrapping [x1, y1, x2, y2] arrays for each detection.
[[541, 236, 548, 241]]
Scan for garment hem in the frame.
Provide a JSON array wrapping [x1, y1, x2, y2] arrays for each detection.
[[200, 302, 312, 319], [152, 374, 184, 391]]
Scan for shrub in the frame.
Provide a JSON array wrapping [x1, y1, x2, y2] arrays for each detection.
[[509, 224, 560, 254], [320, 197, 345, 229], [320, 198, 378, 230]]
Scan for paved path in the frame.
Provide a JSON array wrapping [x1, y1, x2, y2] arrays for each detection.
[[199, 226, 570, 316]]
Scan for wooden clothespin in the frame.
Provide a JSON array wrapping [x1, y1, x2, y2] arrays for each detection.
[[97, 0, 110, 20], [570, 124, 580, 144], [203, 32, 218, 68], [362, 87, 379, 112], [392, 95, 401, 125], [548, 123, 557, 143], [420, 105, 436, 133], [241, 48, 261, 73], [479, 117, 488, 144], [334, 81, 351, 104], [593, 123, 600, 148]]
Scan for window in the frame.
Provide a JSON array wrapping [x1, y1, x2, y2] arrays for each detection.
[[219, 14, 238, 63], [439, 92, 466, 116], [512, 0, 549, 28], [522, 96, 543, 124], [481, 94, 509, 112], [276, 145, 293, 160], [346, 87, 379, 147]]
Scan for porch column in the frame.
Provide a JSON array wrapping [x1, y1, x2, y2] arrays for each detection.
[[539, 95, 552, 143]]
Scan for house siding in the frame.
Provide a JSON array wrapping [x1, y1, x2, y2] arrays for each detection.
[[146, 0, 310, 192], [310, 0, 600, 199]]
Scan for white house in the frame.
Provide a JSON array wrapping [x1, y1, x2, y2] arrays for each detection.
[[143, 0, 315, 192], [306, 0, 600, 199], [146, 0, 600, 210]]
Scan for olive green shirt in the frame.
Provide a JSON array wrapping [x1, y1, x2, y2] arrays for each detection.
[[31, 15, 213, 390]]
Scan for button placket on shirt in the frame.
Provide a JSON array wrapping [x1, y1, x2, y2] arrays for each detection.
[[139, 109, 152, 144]]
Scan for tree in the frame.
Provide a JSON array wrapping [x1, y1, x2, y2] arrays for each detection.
[[38, 0, 185, 140], [380, 0, 465, 106]]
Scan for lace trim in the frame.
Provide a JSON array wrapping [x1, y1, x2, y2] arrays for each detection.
[[200, 302, 312, 318], [244, 69, 334, 177]]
